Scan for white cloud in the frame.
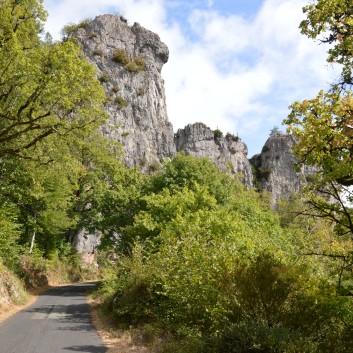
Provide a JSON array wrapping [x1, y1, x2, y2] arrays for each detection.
[[43, 0, 335, 156]]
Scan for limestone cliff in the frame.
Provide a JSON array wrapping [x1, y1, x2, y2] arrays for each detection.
[[250, 134, 316, 207], [175, 123, 253, 187], [70, 14, 315, 252], [75, 14, 176, 169]]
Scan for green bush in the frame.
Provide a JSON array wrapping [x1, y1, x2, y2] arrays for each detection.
[[125, 57, 146, 73], [112, 49, 146, 72], [116, 96, 128, 109], [214, 129, 223, 138], [99, 73, 109, 83], [112, 49, 129, 65], [61, 18, 92, 38], [225, 132, 240, 142]]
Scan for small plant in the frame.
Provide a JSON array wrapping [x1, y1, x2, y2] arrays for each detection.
[[111, 86, 120, 93], [214, 129, 223, 138], [112, 49, 129, 65], [99, 73, 109, 83], [258, 167, 272, 180], [93, 48, 104, 57], [125, 57, 146, 73], [121, 131, 130, 137], [61, 18, 92, 38], [113, 49, 146, 73], [132, 56, 146, 71], [225, 132, 240, 142], [136, 87, 145, 96], [116, 96, 129, 110], [139, 158, 148, 167], [270, 126, 282, 136], [148, 160, 160, 173]]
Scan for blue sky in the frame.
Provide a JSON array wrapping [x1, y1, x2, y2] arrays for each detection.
[[43, 0, 335, 157]]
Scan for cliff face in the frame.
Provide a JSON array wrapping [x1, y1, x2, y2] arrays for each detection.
[[75, 14, 176, 169], [250, 134, 316, 207], [71, 15, 315, 252], [175, 123, 253, 187]]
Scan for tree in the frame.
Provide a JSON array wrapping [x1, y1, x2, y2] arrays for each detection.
[[282, 1, 353, 299], [300, 0, 353, 86], [0, 0, 106, 158], [270, 126, 282, 136], [284, 1, 353, 239]]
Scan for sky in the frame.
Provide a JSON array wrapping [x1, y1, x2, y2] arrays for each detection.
[[43, 0, 336, 157]]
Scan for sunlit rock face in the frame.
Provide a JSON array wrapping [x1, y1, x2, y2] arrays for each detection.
[[71, 15, 316, 252], [250, 134, 316, 208], [76, 14, 176, 171], [175, 123, 254, 188]]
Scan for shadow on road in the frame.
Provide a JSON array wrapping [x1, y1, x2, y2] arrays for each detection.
[[63, 344, 108, 352]]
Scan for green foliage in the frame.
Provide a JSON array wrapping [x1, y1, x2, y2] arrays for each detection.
[[284, 1, 353, 242], [147, 152, 237, 205], [136, 87, 145, 96], [300, 0, 353, 85], [112, 49, 129, 65], [116, 96, 129, 109], [112, 49, 146, 72], [61, 18, 92, 39], [125, 57, 146, 72], [0, 1, 106, 158], [99, 73, 109, 83], [94, 151, 353, 352], [93, 48, 104, 57], [270, 126, 282, 136], [213, 129, 223, 138], [225, 132, 240, 141]]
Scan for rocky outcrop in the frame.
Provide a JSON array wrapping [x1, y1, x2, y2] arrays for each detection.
[[250, 134, 316, 207], [73, 229, 101, 254], [0, 264, 27, 307], [75, 14, 176, 170], [71, 14, 317, 252], [175, 123, 253, 187]]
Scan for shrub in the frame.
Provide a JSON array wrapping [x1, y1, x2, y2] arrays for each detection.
[[214, 129, 223, 138], [136, 87, 145, 96], [112, 50, 146, 72], [61, 18, 92, 38], [225, 132, 240, 142], [116, 96, 128, 110], [93, 48, 104, 57], [125, 58, 146, 73], [99, 73, 109, 83], [111, 86, 120, 93], [112, 49, 129, 65]]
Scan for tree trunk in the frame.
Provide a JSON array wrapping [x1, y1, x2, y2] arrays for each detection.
[[29, 230, 36, 254]]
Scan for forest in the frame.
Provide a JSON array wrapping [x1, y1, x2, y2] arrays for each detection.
[[1, 0, 353, 352]]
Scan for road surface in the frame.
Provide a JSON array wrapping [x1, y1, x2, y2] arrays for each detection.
[[0, 282, 108, 353]]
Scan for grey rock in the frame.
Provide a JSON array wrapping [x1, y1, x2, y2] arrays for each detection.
[[250, 134, 316, 208], [73, 228, 101, 254], [76, 14, 176, 171], [175, 123, 254, 188]]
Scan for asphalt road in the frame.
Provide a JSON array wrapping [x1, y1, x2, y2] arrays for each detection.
[[0, 282, 108, 353]]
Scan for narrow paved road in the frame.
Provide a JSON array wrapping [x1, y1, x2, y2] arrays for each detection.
[[0, 282, 108, 353]]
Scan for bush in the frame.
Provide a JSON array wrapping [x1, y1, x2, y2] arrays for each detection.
[[125, 58, 146, 73], [112, 49, 129, 65], [116, 96, 128, 110], [214, 129, 223, 138], [61, 18, 92, 38], [225, 132, 240, 142], [99, 73, 109, 83], [112, 49, 146, 72]]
